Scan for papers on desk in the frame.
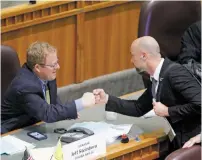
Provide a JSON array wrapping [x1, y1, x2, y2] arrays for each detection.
[[23, 134, 106, 160], [1, 135, 35, 155], [70, 121, 133, 144], [141, 109, 157, 118], [141, 109, 176, 142], [25, 147, 54, 160]]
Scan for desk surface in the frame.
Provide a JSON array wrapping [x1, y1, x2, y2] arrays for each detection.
[[1, 90, 169, 160]]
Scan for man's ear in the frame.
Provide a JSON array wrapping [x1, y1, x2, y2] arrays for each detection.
[[141, 52, 147, 60], [34, 64, 41, 73]]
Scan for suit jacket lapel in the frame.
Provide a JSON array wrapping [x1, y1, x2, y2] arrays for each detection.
[[156, 58, 172, 101], [22, 64, 44, 97], [47, 79, 57, 104]]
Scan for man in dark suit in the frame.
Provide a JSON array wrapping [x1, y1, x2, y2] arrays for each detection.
[[178, 21, 201, 84], [93, 36, 201, 150], [178, 21, 201, 64], [1, 42, 95, 133]]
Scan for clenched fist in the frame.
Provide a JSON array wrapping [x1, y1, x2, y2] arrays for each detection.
[[153, 101, 169, 117], [93, 89, 109, 104], [81, 92, 95, 108]]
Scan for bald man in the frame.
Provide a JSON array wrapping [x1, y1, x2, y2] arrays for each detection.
[[93, 36, 201, 150]]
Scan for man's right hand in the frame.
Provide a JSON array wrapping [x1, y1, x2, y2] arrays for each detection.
[[182, 134, 201, 148], [93, 89, 109, 104]]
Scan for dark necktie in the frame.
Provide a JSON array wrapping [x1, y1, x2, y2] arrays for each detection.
[[151, 78, 157, 99], [45, 84, 50, 104]]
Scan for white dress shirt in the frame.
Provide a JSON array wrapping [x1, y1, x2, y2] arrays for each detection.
[[143, 58, 164, 118]]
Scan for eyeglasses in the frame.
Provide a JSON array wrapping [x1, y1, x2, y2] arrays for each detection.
[[39, 61, 59, 69]]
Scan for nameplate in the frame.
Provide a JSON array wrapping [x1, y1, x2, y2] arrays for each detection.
[[63, 134, 106, 160]]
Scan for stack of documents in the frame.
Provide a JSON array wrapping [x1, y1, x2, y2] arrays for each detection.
[[1, 135, 35, 155]]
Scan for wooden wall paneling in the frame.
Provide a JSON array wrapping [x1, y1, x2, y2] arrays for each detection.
[[1, 19, 6, 27], [84, 7, 115, 80], [85, 1, 93, 7], [82, 1, 142, 81], [93, 7, 108, 77], [83, 10, 94, 80], [76, 1, 85, 83], [50, 17, 77, 87], [108, 5, 120, 73], [1, 1, 79, 33], [83, 1, 127, 13], [1, 1, 70, 18], [119, 4, 130, 70], [24, 11, 34, 21], [103, 9, 113, 75], [1, 28, 30, 65], [60, 3, 68, 12], [127, 1, 142, 50], [114, 2, 142, 71], [15, 28, 32, 64], [68, 1, 76, 10]]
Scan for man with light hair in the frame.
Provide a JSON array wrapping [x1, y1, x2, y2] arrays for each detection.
[[2, 41, 95, 133], [94, 36, 201, 150]]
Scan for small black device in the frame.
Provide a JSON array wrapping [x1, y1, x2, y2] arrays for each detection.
[[60, 127, 94, 143], [29, 0, 36, 4], [54, 128, 67, 134], [27, 131, 47, 141]]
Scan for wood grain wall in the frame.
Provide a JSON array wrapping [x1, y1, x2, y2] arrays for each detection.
[[1, 1, 143, 87]]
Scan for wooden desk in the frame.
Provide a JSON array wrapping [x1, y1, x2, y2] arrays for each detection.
[[2, 90, 169, 160], [103, 89, 169, 160], [88, 127, 167, 160]]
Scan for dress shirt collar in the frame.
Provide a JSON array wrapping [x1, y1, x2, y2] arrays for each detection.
[[151, 58, 164, 81], [38, 78, 48, 87], [33, 72, 48, 86]]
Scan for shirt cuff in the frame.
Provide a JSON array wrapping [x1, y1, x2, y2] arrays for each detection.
[[75, 98, 84, 112]]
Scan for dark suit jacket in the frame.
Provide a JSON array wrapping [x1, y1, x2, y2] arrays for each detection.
[[106, 58, 201, 149], [1, 63, 77, 133], [178, 21, 201, 64]]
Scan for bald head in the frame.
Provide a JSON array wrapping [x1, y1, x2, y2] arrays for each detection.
[[131, 36, 160, 56]]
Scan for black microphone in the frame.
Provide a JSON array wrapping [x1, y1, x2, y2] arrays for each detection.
[[29, 0, 36, 4]]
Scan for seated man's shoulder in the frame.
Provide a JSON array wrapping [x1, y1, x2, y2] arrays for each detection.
[[9, 70, 41, 94], [166, 61, 189, 78]]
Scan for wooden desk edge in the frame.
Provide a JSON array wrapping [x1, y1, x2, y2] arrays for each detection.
[[1, 121, 44, 137]]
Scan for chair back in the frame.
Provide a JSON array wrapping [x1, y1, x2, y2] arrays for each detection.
[[1, 45, 20, 100], [165, 145, 201, 160], [138, 1, 201, 60], [138, 1, 201, 87]]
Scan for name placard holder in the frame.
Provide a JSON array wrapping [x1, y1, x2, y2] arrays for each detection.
[[63, 134, 106, 160]]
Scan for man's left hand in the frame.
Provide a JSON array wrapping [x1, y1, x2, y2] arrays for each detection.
[[153, 101, 169, 117]]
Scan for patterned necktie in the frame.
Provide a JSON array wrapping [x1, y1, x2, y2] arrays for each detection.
[[151, 78, 157, 99], [45, 84, 50, 104]]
